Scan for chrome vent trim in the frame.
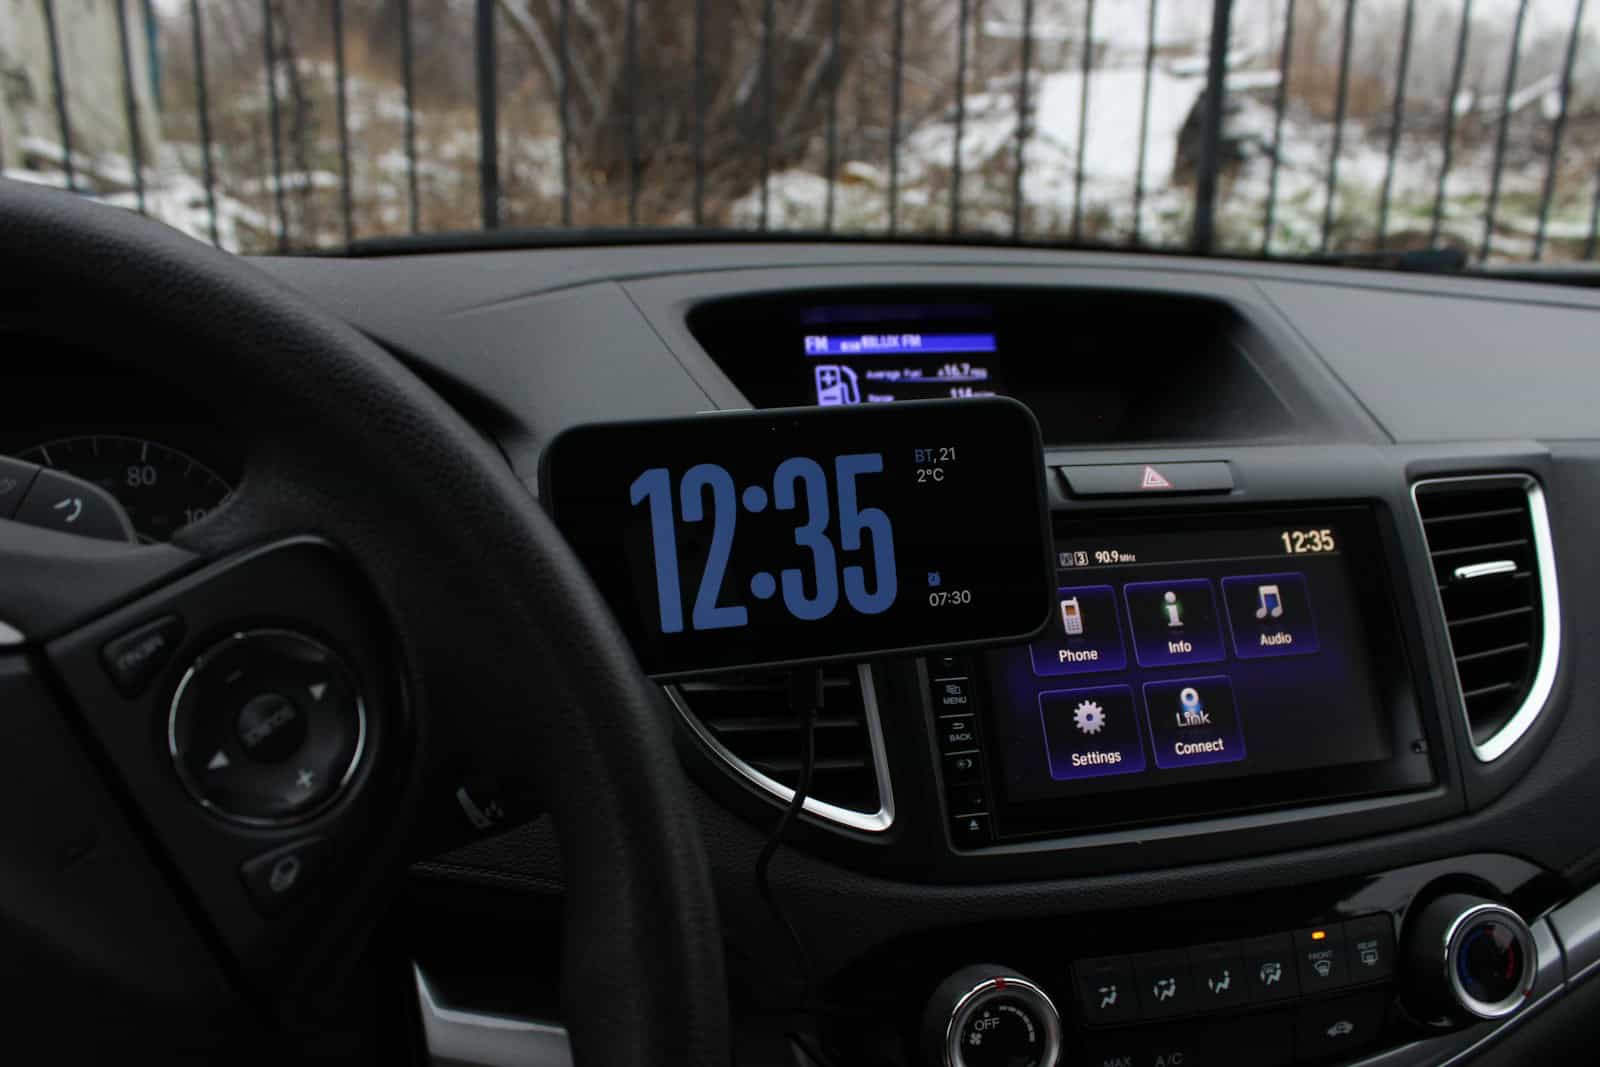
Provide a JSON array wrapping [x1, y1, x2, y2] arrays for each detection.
[[668, 663, 895, 833], [1412, 474, 1561, 763]]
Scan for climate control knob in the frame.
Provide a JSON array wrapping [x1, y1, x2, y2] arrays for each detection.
[[922, 965, 1063, 1067], [1402, 894, 1537, 1025]]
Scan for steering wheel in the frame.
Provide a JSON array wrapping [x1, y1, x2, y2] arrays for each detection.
[[0, 180, 730, 1064]]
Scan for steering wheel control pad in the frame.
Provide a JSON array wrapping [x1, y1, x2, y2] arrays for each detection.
[[45, 539, 402, 975], [3, 179, 731, 1065], [169, 630, 365, 824]]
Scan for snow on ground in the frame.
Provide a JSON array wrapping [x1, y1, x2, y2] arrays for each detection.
[[735, 50, 1591, 262], [6, 137, 266, 252], [19, 3, 1600, 261]]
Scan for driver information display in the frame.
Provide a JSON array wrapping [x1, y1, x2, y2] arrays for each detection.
[[803, 331, 1003, 406], [542, 399, 1054, 678]]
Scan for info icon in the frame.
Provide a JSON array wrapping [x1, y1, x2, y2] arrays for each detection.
[[1123, 579, 1225, 668]]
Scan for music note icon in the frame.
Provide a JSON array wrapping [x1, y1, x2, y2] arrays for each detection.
[[1254, 583, 1284, 620]]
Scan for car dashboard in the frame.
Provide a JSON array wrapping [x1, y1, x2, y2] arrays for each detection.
[[23, 240, 1600, 1067]]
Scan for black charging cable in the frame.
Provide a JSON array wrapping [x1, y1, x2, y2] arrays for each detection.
[[753, 668, 824, 1009]]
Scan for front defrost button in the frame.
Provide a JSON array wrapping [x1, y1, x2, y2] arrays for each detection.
[[1294, 923, 1350, 992]]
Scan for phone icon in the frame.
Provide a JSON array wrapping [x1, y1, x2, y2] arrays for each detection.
[[1060, 597, 1084, 636]]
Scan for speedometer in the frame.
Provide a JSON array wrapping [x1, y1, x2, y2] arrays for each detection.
[[19, 435, 233, 543]]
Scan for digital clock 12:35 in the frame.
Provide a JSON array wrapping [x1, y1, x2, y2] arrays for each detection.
[[541, 398, 1056, 678]]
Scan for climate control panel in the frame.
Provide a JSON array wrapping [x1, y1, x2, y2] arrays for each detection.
[[1074, 916, 1395, 1027], [895, 857, 1567, 1067]]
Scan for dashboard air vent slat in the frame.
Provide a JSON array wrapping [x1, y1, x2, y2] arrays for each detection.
[[1414, 478, 1556, 759], [672, 664, 888, 825]]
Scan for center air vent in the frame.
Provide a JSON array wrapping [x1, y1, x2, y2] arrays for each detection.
[[1414, 476, 1559, 761], [669, 664, 893, 832]]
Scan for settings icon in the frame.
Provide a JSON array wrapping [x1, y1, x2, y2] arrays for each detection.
[[1073, 700, 1107, 735]]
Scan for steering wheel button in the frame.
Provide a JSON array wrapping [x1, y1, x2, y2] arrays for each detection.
[[14, 468, 136, 543], [0, 455, 40, 518], [235, 692, 308, 762], [239, 838, 326, 918], [100, 614, 184, 697], [170, 631, 365, 825]]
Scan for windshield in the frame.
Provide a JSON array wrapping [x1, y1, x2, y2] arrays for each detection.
[[2, 1, 1596, 267]]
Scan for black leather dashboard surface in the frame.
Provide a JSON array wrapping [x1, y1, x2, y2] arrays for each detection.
[[255, 243, 1600, 980]]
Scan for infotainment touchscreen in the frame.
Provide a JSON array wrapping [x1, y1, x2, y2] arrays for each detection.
[[984, 508, 1435, 835], [542, 398, 1054, 678]]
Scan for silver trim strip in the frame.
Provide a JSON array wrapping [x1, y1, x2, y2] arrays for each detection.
[[0, 618, 22, 646], [414, 965, 573, 1067], [668, 663, 895, 833], [1412, 475, 1561, 763], [1453, 560, 1517, 582]]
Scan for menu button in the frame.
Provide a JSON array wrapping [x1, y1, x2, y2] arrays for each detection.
[[933, 676, 975, 710]]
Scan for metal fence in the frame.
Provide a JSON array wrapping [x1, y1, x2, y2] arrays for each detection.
[[18, 0, 1600, 262]]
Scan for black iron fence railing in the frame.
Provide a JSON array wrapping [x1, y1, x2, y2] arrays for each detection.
[[16, 0, 1600, 261]]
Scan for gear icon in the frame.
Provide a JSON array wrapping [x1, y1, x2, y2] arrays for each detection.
[[1073, 700, 1106, 735]]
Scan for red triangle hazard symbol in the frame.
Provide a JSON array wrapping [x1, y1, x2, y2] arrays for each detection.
[[1140, 465, 1173, 490]]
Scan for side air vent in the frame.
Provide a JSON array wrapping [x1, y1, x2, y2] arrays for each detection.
[[668, 664, 894, 832], [1414, 475, 1560, 762]]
